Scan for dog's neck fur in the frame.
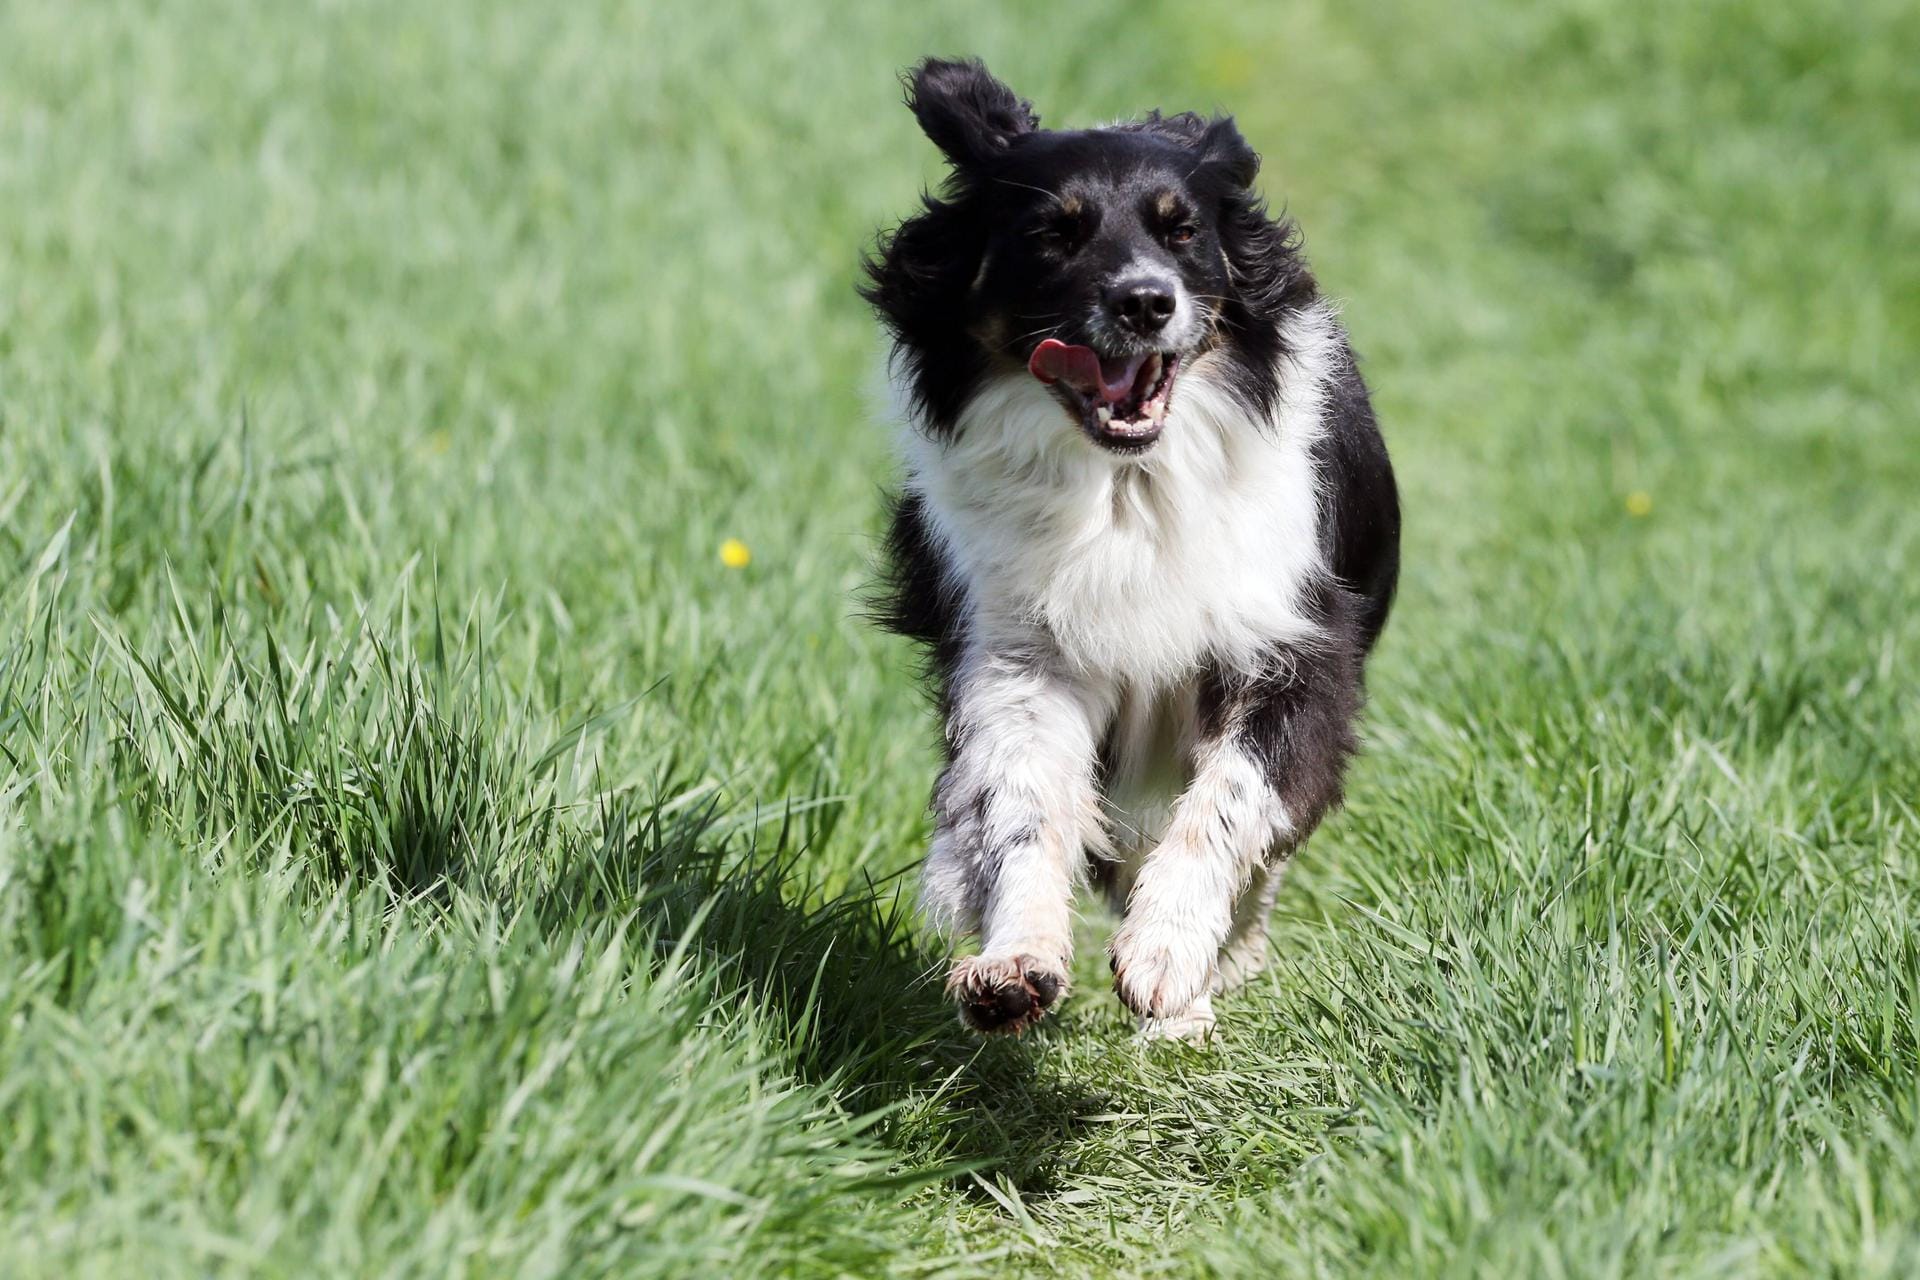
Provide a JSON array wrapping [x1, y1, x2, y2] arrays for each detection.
[[901, 303, 1339, 690]]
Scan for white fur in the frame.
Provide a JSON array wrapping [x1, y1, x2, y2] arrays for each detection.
[[902, 304, 1342, 1032], [1109, 738, 1293, 1021], [919, 643, 1111, 971], [902, 302, 1340, 690]]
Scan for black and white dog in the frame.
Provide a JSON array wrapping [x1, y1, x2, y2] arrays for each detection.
[[864, 59, 1399, 1041]]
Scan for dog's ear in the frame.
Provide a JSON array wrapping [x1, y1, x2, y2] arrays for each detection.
[[1139, 110, 1261, 188], [1196, 115, 1261, 188], [905, 58, 1039, 167]]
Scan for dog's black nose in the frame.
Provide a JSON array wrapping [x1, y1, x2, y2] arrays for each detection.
[[1106, 279, 1177, 336]]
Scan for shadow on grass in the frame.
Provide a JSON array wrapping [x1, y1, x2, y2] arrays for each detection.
[[514, 790, 1109, 1195], [101, 587, 1102, 1192]]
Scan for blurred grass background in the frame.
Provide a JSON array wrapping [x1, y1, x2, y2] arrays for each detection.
[[1, 0, 1917, 1275]]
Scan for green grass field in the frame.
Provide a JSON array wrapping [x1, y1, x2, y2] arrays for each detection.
[[3, 0, 1917, 1275]]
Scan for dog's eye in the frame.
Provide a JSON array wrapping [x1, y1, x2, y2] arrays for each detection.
[[1168, 225, 1198, 246], [1035, 220, 1082, 250]]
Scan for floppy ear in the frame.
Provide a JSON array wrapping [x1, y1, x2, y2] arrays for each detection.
[[905, 58, 1039, 167], [1197, 116, 1261, 188]]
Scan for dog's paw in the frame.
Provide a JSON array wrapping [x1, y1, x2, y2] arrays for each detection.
[[1139, 993, 1217, 1046], [945, 953, 1068, 1034], [1109, 917, 1215, 1021]]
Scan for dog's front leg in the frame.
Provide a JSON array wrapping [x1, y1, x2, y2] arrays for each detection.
[[924, 642, 1107, 1034], [1111, 643, 1361, 1041]]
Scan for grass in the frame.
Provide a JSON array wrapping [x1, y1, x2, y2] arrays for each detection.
[[1, 0, 1916, 1274]]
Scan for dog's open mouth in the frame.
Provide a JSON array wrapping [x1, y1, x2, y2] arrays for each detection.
[[1028, 339, 1181, 453]]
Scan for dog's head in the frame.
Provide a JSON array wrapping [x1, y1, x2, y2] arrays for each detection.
[[866, 58, 1312, 455]]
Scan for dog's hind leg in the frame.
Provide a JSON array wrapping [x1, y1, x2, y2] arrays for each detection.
[[1213, 859, 1283, 994]]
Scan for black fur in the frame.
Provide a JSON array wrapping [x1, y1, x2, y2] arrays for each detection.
[[862, 59, 1317, 438], [866, 61, 1398, 692], [874, 488, 969, 715], [906, 56, 1039, 167], [1195, 582, 1365, 846], [866, 59, 1401, 884], [1315, 346, 1402, 648]]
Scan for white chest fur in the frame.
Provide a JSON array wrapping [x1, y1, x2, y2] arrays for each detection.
[[902, 305, 1339, 692]]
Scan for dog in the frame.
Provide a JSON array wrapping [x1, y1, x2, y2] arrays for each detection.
[[863, 58, 1400, 1041]]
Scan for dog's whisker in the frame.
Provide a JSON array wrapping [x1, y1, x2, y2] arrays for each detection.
[[991, 177, 1068, 209], [1002, 324, 1064, 350]]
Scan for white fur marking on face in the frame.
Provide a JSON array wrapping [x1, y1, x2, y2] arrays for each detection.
[[1104, 256, 1172, 291]]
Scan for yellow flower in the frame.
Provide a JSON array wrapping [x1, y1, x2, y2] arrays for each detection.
[[719, 537, 752, 568], [1625, 491, 1653, 517]]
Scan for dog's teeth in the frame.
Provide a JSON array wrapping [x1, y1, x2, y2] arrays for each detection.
[[1097, 405, 1112, 423]]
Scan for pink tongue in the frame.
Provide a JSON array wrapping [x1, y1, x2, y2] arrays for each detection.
[[1028, 339, 1146, 405]]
